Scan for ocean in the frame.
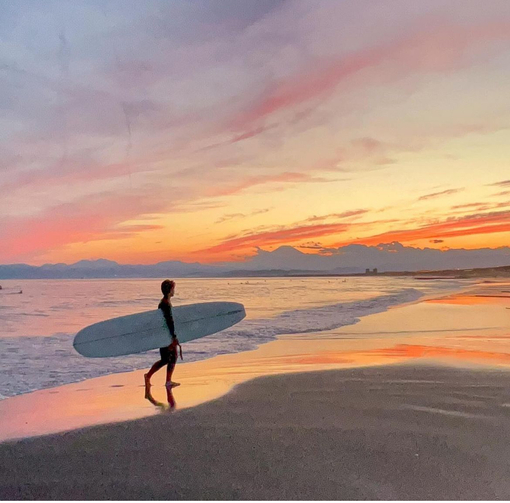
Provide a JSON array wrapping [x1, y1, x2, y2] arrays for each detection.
[[0, 276, 471, 400]]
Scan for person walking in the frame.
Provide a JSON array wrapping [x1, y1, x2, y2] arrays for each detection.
[[144, 280, 182, 389]]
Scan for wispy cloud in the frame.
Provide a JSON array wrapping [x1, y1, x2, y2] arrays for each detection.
[[197, 222, 352, 256], [451, 202, 491, 210], [488, 179, 510, 187], [333, 210, 510, 247], [418, 188, 464, 201], [231, 18, 510, 130], [449, 201, 510, 214], [492, 190, 510, 197], [301, 209, 369, 224], [215, 208, 272, 224], [205, 172, 332, 198]]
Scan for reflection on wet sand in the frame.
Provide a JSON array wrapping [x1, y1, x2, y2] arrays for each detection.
[[145, 385, 176, 411], [427, 295, 510, 306]]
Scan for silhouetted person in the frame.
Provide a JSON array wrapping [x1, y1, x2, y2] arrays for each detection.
[[144, 280, 182, 389]]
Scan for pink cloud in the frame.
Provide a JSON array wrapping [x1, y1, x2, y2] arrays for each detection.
[[0, 191, 169, 262], [204, 171, 330, 198], [0, 156, 135, 194], [230, 18, 510, 130]]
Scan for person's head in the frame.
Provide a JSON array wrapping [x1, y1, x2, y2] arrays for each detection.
[[161, 279, 175, 298]]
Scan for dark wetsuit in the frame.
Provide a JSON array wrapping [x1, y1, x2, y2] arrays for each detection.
[[159, 298, 177, 365]]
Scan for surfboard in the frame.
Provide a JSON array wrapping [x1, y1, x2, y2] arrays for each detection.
[[73, 301, 246, 358]]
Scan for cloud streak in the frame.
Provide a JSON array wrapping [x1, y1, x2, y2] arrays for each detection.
[[197, 222, 351, 257], [334, 210, 510, 248], [230, 17, 510, 130], [489, 179, 510, 188], [215, 208, 272, 224], [204, 172, 332, 198], [418, 188, 464, 201]]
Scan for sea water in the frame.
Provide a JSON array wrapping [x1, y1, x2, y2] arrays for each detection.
[[0, 276, 470, 400]]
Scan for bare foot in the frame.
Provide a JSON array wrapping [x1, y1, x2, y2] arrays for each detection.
[[165, 381, 180, 388]]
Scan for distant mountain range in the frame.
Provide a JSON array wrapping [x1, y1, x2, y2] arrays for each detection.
[[1, 243, 510, 279], [0, 259, 225, 279]]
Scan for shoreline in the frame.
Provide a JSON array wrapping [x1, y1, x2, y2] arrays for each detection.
[[0, 280, 509, 444], [0, 276, 460, 402]]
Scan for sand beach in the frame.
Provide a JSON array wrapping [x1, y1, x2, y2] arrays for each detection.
[[1, 282, 510, 499]]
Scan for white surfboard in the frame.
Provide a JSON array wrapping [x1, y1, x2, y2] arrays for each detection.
[[73, 301, 246, 358]]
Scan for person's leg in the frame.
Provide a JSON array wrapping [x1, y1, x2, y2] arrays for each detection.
[[145, 348, 170, 385], [165, 361, 177, 387], [165, 348, 179, 387], [145, 360, 165, 385]]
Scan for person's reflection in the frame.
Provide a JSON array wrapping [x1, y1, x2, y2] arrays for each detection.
[[166, 384, 176, 409], [144, 384, 176, 410]]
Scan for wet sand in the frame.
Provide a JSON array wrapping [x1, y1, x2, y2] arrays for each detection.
[[1, 282, 510, 498], [2, 364, 510, 499]]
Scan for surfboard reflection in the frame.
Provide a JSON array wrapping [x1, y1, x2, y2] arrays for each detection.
[[144, 385, 176, 410]]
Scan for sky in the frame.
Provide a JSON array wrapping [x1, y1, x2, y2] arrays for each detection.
[[1, 0, 509, 266]]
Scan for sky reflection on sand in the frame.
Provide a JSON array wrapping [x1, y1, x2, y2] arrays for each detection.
[[0, 283, 508, 443]]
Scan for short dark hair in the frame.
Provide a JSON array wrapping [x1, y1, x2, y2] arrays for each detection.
[[161, 279, 175, 295]]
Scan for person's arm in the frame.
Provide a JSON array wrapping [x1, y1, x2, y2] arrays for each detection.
[[160, 302, 176, 338]]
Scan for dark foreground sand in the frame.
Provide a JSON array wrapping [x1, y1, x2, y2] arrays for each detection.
[[2, 364, 510, 500]]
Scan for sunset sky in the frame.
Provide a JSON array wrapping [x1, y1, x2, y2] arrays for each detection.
[[1, 0, 510, 265]]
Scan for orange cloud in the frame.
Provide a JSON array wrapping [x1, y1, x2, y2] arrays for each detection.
[[196, 222, 351, 257], [333, 211, 510, 248]]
